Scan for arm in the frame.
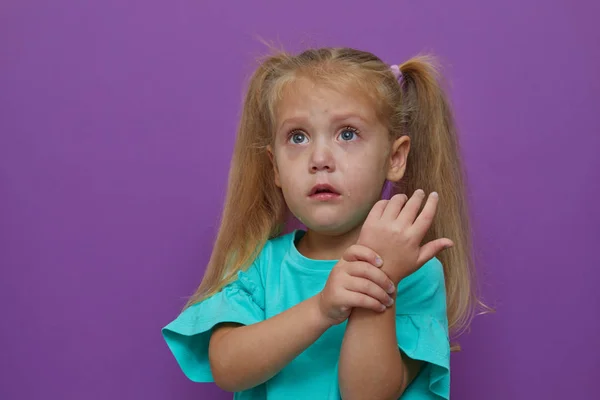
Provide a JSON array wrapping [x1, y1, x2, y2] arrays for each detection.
[[209, 244, 396, 393], [209, 294, 331, 392], [340, 192, 452, 399], [338, 299, 422, 400]]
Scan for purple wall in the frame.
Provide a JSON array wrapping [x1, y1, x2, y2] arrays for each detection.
[[1, 1, 598, 399]]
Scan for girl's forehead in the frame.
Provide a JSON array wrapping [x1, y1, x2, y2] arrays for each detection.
[[274, 77, 379, 120], [278, 76, 367, 100]]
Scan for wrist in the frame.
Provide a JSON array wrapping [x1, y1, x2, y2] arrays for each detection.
[[308, 294, 335, 331], [380, 265, 406, 286]]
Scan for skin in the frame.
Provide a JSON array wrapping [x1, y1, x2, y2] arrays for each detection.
[[209, 77, 453, 398], [269, 78, 405, 251]]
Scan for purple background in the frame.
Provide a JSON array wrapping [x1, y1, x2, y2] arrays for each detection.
[[1, 1, 599, 399]]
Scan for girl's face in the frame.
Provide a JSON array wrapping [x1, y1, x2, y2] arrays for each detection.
[[268, 77, 409, 235]]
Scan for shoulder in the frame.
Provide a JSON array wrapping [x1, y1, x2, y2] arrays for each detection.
[[266, 230, 297, 250], [260, 230, 296, 260], [247, 231, 296, 275]]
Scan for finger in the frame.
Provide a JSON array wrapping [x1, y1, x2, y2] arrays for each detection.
[[416, 238, 454, 267], [411, 191, 439, 239], [344, 291, 388, 312], [345, 276, 394, 307], [342, 244, 383, 267], [366, 199, 389, 220], [381, 193, 408, 220], [398, 189, 426, 226], [346, 261, 396, 294]]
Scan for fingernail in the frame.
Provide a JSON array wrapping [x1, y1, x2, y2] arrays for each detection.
[[416, 189, 424, 196], [431, 192, 439, 198], [387, 283, 395, 294], [375, 257, 383, 267], [444, 243, 454, 249], [379, 304, 387, 312], [386, 297, 394, 306]]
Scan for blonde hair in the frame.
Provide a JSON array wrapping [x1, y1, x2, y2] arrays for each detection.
[[185, 47, 486, 340]]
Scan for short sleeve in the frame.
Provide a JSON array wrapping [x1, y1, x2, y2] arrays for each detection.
[[161, 262, 266, 382], [395, 257, 450, 399]]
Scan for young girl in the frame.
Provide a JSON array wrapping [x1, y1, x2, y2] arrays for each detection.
[[162, 47, 481, 399]]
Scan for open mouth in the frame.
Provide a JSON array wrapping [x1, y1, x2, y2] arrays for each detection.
[[309, 184, 341, 199]]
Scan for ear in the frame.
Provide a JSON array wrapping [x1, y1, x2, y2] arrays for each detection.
[[266, 145, 281, 188], [386, 136, 410, 182]]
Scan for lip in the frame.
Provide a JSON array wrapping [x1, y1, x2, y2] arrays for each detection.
[[308, 183, 341, 200]]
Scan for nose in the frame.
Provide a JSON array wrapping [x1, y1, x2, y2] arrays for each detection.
[[309, 141, 335, 173]]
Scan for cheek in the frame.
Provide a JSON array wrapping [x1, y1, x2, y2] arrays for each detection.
[[343, 167, 385, 201], [339, 146, 388, 189], [273, 155, 301, 192], [275, 146, 304, 174]]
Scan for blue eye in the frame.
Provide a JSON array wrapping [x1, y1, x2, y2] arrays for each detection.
[[339, 127, 358, 141], [289, 131, 308, 144]]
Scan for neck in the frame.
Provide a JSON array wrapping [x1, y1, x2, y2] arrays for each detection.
[[297, 224, 363, 260]]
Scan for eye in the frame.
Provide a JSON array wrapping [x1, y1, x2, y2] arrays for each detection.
[[338, 126, 359, 141], [288, 130, 308, 144]]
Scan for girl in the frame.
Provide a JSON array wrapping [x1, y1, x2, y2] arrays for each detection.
[[162, 47, 481, 399]]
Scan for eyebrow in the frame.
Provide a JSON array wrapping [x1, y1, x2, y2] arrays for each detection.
[[277, 112, 371, 132], [331, 113, 371, 124]]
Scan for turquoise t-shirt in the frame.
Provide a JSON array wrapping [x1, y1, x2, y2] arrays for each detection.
[[162, 230, 450, 399]]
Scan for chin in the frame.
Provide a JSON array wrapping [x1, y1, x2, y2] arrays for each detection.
[[288, 202, 370, 236], [301, 215, 358, 236]]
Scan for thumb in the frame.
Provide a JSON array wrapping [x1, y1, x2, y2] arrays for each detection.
[[342, 244, 384, 267], [416, 239, 453, 267]]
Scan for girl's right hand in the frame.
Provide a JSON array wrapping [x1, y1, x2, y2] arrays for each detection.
[[317, 244, 397, 326]]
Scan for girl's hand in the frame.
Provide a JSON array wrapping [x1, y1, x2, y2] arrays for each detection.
[[317, 244, 397, 326], [357, 190, 454, 285]]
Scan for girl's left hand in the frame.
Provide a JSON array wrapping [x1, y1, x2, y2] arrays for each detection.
[[356, 190, 454, 285]]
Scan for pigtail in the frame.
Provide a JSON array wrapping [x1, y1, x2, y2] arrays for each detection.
[[397, 56, 483, 337], [185, 55, 287, 308]]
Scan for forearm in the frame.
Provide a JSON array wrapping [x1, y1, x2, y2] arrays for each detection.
[[209, 294, 331, 392], [338, 297, 405, 400]]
